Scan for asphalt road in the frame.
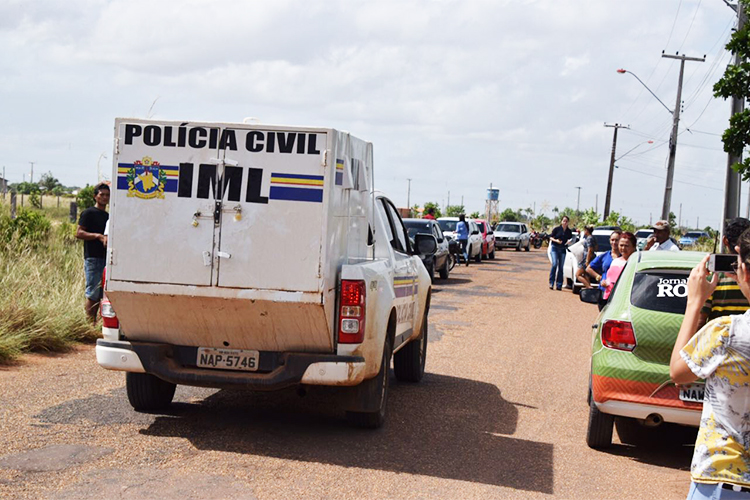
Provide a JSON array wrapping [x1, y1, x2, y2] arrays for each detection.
[[0, 249, 697, 499]]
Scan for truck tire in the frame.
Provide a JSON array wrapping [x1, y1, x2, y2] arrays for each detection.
[[427, 262, 435, 283], [346, 337, 391, 429], [126, 372, 176, 412], [474, 250, 481, 263], [586, 392, 614, 449], [525, 241, 530, 252], [489, 248, 495, 259], [439, 259, 450, 279], [394, 315, 428, 383]]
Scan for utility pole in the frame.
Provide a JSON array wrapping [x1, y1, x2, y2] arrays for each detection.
[[406, 178, 411, 212], [603, 123, 629, 219], [574, 186, 581, 212], [678, 202, 683, 231], [29, 162, 35, 183], [595, 194, 598, 214], [722, 1, 746, 241], [661, 52, 705, 220], [447, 191, 450, 209], [2, 166, 5, 199]]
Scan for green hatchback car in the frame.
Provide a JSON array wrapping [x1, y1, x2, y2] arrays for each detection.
[[580, 250, 705, 448]]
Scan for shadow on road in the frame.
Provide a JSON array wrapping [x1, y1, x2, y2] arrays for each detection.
[[139, 373, 554, 494], [603, 419, 695, 471]]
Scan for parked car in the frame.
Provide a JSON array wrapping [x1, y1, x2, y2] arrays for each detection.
[[437, 217, 483, 263], [635, 229, 653, 250], [493, 222, 531, 251], [474, 218, 495, 259], [679, 231, 710, 247], [403, 218, 451, 281], [579, 250, 705, 448]]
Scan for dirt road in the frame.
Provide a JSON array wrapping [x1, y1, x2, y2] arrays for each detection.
[[0, 249, 695, 499]]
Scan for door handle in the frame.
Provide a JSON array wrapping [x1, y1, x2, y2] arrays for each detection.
[[217, 251, 231, 259]]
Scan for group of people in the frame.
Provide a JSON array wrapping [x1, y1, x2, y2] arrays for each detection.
[[548, 214, 750, 499], [547, 217, 679, 300]]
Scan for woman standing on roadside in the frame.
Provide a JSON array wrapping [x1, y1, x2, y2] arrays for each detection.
[[548, 215, 573, 290], [456, 214, 470, 266], [602, 231, 637, 300]]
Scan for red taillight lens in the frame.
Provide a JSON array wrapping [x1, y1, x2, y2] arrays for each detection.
[[339, 280, 365, 344], [100, 267, 119, 329], [601, 320, 636, 351]]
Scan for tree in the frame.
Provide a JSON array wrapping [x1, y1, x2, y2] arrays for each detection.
[[469, 211, 480, 219], [11, 182, 39, 195], [498, 208, 520, 222], [423, 202, 442, 219], [714, 2, 750, 179], [578, 208, 600, 227], [38, 172, 61, 192], [531, 214, 552, 230], [445, 205, 465, 217], [602, 211, 635, 233]]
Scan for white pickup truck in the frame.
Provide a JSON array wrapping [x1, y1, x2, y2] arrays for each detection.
[[96, 118, 437, 428]]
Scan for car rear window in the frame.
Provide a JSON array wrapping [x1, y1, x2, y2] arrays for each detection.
[[438, 220, 457, 232], [593, 234, 611, 253], [477, 222, 486, 232], [630, 270, 689, 315], [496, 224, 520, 232]]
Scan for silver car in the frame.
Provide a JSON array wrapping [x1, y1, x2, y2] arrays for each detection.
[[493, 222, 531, 251]]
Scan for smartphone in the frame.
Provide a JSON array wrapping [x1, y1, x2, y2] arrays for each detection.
[[708, 254, 737, 273]]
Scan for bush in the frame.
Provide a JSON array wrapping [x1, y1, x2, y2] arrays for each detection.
[[0, 209, 52, 248], [76, 184, 95, 211]]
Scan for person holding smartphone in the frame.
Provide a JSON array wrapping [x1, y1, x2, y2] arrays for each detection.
[[700, 218, 750, 327], [670, 230, 750, 499]]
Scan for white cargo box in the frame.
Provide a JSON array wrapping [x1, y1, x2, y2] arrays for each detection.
[[106, 118, 373, 353]]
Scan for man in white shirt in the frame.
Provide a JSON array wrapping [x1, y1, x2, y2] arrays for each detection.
[[645, 220, 680, 251]]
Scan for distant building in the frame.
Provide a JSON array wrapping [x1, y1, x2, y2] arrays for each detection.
[[0, 177, 7, 194]]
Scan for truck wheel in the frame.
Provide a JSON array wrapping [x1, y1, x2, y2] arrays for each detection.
[[426, 262, 435, 283], [346, 337, 391, 429], [525, 242, 530, 252], [586, 393, 614, 449], [515, 244, 521, 251], [489, 248, 495, 260], [474, 250, 481, 263], [439, 259, 449, 279], [394, 315, 428, 383], [126, 372, 176, 412]]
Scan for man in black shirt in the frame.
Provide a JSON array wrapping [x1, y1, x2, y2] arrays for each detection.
[[76, 183, 110, 322]]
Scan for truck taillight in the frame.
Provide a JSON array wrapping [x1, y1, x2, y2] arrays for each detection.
[[339, 280, 365, 343], [601, 320, 636, 351], [100, 268, 119, 329]]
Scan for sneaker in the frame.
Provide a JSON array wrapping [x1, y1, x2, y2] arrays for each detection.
[[549, 285, 553, 289], [556, 287, 563, 291]]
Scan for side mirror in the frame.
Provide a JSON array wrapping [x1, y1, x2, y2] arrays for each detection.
[[580, 288, 601, 305], [471, 230, 479, 235], [414, 233, 438, 256]]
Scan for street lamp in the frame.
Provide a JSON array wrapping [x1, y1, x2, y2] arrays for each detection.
[[616, 140, 654, 162], [616, 69, 673, 115]]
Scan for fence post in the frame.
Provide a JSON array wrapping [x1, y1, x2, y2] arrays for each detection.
[[69, 201, 77, 223], [10, 192, 16, 219], [57, 195, 60, 208], [20, 193, 24, 207]]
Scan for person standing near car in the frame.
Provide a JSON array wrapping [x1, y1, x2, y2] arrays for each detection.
[[456, 214, 470, 267], [548, 215, 573, 290], [575, 225, 598, 289], [423, 207, 436, 220], [76, 183, 110, 323], [670, 241, 750, 499], [602, 231, 636, 300], [644, 220, 681, 251], [699, 217, 750, 326], [586, 230, 621, 309]]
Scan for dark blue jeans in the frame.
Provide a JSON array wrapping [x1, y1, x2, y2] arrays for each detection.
[[549, 246, 566, 288]]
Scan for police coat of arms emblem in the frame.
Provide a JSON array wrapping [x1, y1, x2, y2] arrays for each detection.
[[126, 157, 168, 199]]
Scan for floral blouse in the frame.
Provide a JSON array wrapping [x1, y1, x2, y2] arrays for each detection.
[[681, 314, 750, 487]]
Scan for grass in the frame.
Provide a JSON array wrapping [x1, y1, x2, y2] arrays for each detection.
[[0, 196, 99, 364]]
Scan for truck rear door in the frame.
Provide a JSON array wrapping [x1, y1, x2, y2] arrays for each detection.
[[110, 120, 221, 286], [214, 126, 328, 292]]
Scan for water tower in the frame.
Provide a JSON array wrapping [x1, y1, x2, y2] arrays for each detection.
[[486, 184, 499, 223]]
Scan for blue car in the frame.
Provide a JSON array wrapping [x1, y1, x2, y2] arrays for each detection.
[[678, 231, 709, 247]]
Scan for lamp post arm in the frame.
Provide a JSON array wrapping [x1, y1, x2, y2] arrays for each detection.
[[620, 70, 673, 115]]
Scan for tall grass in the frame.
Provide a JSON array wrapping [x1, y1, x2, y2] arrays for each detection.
[[0, 197, 98, 363]]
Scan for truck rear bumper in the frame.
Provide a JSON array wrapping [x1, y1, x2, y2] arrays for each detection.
[[96, 340, 366, 390]]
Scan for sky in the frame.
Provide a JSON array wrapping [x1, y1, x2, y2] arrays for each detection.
[[0, 0, 742, 229]]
